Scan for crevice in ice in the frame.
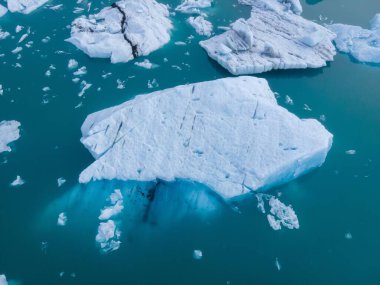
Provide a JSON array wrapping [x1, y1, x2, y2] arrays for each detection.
[[111, 2, 139, 58]]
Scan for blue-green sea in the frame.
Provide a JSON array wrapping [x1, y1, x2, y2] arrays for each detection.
[[1, 0, 380, 284]]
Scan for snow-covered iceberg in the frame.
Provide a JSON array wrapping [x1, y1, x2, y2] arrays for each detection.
[[200, 0, 336, 75], [0, 120, 21, 154], [66, 0, 173, 64], [328, 14, 380, 64], [7, 0, 48, 14], [79, 77, 332, 199]]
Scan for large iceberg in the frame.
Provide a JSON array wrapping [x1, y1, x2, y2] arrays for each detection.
[[66, 0, 173, 64], [200, 0, 336, 75], [328, 14, 380, 64], [79, 77, 332, 199], [7, 0, 48, 14], [0, 120, 21, 154]]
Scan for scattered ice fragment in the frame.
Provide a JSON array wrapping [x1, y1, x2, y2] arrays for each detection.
[[345, 150, 356, 155], [41, 241, 48, 254], [175, 41, 187, 46], [45, 70, 51, 77], [275, 257, 281, 271], [99, 200, 124, 220], [187, 16, 213, 37], [57, 177, 66, 187], [41, 36, 51, 43], [147, 78, 158, 88], [134, 59, 156, 69], [10, 175, 25, 187], [0, 85, 3, 96], [11, 47, 22, 54], [68, 59, 78, 69], [109, 189, 123, 204], [78, 81, 92, 97], [73, 66, 87, 76], [0, 28, 10, 40], [49, 4, 63, 11], [116, 79, 125, 89], [193, 249, 203, 260], [42, 86, 50, 92], [57, 212, 68, 226], [0, 120, 20, 153], [285, 95, 294, 105], [18, 33, 29, 43], [267, 214, 282, 230], [268, 197, 299, 230], [345, 232, 353, 240], [59, 272, 64, 277], [95, 220, 121, 253], [15, 25, 23, 33]]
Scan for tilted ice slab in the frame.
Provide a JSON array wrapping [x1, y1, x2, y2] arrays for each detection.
[[175, 0, 212, 15], [7, 0, 48, 14], [328, 14, 380, 64], [66, 0, 173, 63], [79, 77, 332, 199], [200, 0, 336, 75], [0, 120, 21, 153]]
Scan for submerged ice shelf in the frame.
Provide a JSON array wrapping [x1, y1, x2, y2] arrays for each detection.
[[328, 14, 380, 64], [0, 120, 20, 154], [200, 0, 336, 75], [66, 0, 173, 63], [79, 77, 332, 199]]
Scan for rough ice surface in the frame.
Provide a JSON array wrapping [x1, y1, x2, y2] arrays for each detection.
[[0, 275, 7, 285], [0, 120, 21, 154], [66, 0, 173, 64], [7, 0, 48, 14], [239, 0, 302, 15], [175, 0, 212, 15], [200, 0, 336, 75], [0, 4, 8, 17], [95, 220, 121, 253], [328, 14, 380, 64], [187, 16, 213, 37], [79, 76, 332, 199]]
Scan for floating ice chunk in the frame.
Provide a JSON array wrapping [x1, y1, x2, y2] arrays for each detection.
[[15, 25, 23, 33], [10, 175, 25, 187], [275, 257, 281, 271], [193, 249, 203, 260], [68, 59, 78, 69], [66, 0, 173, 63], [49, 4, 63, 11], [345, 149, 356, 155], [79, 76, 333, 199], [78, 81, 92, 97], [57, 212, 68, 226], [73, 66, 87, 76], [0, 28, 10, 40], [0, 4, 8, 17], [175, 0, 212, 15], [99, 200, 124, 220], [95, 220, 121, 253], [0, 85, 3, 96], [268, 196, 299, 230], [7, 0, 48, 14], [0, 120, 20, 153], [0, 274, 7, 285], [116, 79, 125, 89], [134, 59, 156, 69], [11, 47, 23, 54], [57, 177, 66, 187], [200, 1, 335, 75], [328, 14, 380, 64], [109, 189, 123, 204], [345, 232, 352, 240], [187, 16, 213, 37]]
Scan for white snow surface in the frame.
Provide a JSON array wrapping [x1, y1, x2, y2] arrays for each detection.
[[7, 0, 48, 14], [200, 0, 335, 75], [175, 0, 212, 14], [328, 14, 380, 64], [66, 0, 173, 63], [79, 77, 332, 199], [187, 16, 213, 37], [0, 120, 21, 153]]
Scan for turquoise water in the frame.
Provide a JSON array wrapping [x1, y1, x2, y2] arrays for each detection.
[[1, 0, 380, 284]]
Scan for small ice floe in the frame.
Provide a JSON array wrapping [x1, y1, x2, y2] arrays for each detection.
[[57, 212, 67, 226], [11, 47, 22, 54], [285, 95, 294, 105], [15, 25, 23, 33], [99, 200, 124, 220], [0, 120, 20, 153], [102, 72, 112, 79], [57, 177, 66, 187], [328, 14, 380, 64], [49, 4, 63, 11], [0, 85, 3, 96], [68, 59, 78, 69], [0, 28, 10, 40], [175, 41, 187, 46], [109, 189, 123, 204], [18, 33, 29, 43], [345, 149, 356, 155], [134, 59, 156, 69], [78, 81, 92, 97], [42, 86, 50, 92], [267, 197, 299, 230], [95, 220, 121, 253], [147, 78, 159, 89], [193, 249, 203, 260], [10, 175, 25, 187], [45, 70, 51, 77], [41, 36, 51, 43], [187, 16, 213, 37], [73, 66, 87, 76], [116, 79, 125, 89], [0, 274, 7, 285], [72, 78, 80, 83], [275, 257, 281, 271], [345, 232, 353, 240]]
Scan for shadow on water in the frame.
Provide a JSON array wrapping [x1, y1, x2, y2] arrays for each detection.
[[305, 0, 323, 5]]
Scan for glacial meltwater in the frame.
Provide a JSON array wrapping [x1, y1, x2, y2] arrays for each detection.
[[1, 0, 380, 284]]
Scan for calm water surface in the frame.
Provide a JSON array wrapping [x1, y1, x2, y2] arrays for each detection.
[[1, 0, 380, 284]]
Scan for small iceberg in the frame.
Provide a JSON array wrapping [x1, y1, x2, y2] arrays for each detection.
[[175, 0, 212, 15], [187, 16, 213, 37], [79, 76, 332, 199], [66, 0, 173, 63], [328, 14, 380, 64], [0, 120, 21, 154], [200, 0, 336, 75]]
